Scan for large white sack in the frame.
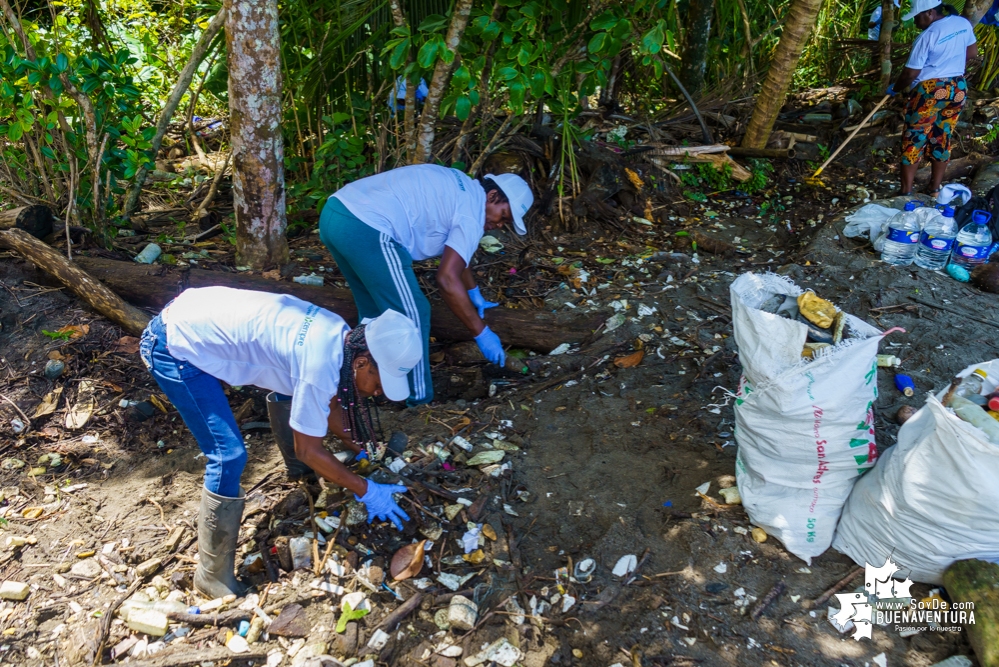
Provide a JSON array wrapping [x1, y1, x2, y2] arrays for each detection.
[[731, 273, 887, 563], [833, 360, 999, 584]]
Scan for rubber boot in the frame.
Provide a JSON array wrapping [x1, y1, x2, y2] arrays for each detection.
[[266, 392, 316, 481], [194, 486, 249, 599]]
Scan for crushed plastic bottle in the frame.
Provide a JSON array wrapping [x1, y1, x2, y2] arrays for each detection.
[[881, 201, 922, 266], [950, 210, 993, 270], [955, 368, 987, 399], [914, 206, 957, 271]]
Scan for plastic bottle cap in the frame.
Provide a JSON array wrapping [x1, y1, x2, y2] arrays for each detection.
[[904, 201, 920, 211], [942, 206, 955, 218], [973, 369, 988, 379], [972, 209, 992, 225]]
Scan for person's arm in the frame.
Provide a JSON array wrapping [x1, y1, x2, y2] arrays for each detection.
[[293, 432, 367, 496], [891, 66, 921, 94], [437, 246, 484, 335], [967, 43, 980, 64], [326, 397, 363, 455]]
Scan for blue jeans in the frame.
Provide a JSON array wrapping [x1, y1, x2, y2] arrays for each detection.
[[139, 314, 246, 497]]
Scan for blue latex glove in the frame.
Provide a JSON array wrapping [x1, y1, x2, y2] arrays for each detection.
[[356, 481, 410, 530], [475, 326, 505, 366], [885, 84, 896, 97], [467, 287, 499, 319], [355, 450, 369, 462]]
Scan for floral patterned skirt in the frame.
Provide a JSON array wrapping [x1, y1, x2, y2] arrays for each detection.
[[902, 76, 967, 165]]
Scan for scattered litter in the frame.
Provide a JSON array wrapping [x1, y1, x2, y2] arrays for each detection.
[[612, 554, 637, 577]]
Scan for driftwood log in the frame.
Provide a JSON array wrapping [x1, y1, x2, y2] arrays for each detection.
[[0, 205, 54, 238], [0, 229, 151, 335], [943, 559, 999, 667], [73, 257, 602, 352]]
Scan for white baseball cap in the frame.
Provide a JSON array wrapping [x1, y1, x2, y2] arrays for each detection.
[[363, 309, 422, 402], [485, 173, 534, 236], [902, 0, 941, 21]]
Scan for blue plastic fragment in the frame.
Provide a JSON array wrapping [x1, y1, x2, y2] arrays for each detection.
[[946, 263, 971, 282], [663, 500, 673, 507], [238, 620, 250, 637]]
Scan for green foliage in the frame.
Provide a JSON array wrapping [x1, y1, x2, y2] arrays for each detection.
[[742, 158, 773, 194], [336, 603, 369, 633], [42, 329, 72, 341]]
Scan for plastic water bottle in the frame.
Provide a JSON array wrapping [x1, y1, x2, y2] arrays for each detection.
[[880, 201, 922, 266], [914, 206, 958, 270], [950, 210, 994, 270]]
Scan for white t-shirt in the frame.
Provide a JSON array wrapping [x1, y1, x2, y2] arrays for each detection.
[[163, 287, 347, 438], [332, 165, 486, 265], [906, 15, 976, 84]]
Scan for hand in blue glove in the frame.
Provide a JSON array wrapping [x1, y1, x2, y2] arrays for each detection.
[[355, 450, 369, 462], [885, 84, 896, 97], [475, 326, 505, 366], [356, 480, 410, 530], [467, 286, 499, 319]]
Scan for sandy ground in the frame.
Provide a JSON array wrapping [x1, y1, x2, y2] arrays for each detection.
[[0, 171, 994, 666]]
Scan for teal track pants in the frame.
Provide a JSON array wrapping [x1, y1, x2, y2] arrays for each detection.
[[319, 197, 432, 403]]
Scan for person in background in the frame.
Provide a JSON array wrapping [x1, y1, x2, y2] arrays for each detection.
[[887, 0, 978, 197], [140, 287, 421, 598], [869, 0, 901, 40], [388, 76, 428, 112], [319, 165, 534, 405]]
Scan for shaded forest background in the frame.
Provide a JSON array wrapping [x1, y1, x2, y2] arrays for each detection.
[[0, 0, 997, 266]]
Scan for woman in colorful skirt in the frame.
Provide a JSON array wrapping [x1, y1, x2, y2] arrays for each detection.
[[888, 0, 977, 197]]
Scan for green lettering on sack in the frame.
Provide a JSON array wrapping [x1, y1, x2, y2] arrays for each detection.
[[849, 438, 869, 448]]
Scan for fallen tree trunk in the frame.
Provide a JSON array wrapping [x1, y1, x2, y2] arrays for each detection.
[[0, 230, 151, 335], [74, 257, 601, 352], [0, 205, 54, 238]]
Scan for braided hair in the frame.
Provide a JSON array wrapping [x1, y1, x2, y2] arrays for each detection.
[[339, 324, 382, 451]]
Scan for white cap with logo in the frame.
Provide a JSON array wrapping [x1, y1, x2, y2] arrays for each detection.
[[484, 173, 534, 236], [363, 309, 422, 402], [902, 0, 941, 21]]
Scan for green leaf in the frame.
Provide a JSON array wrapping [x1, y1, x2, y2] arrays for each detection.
[[453, 64, 471, 89], [417, 14, 448, 32], [530, 71, 545, 97], [40, 145, 55, 160], [468, 89, 480, 105], [641, 23, 665, 54], [7, 123, 22, 141], [587, 32, 607, 54], [516, 45, 530, 67], [389, 38, 411, 70], [509, 79, 526, 112], [482, 20, 500, 40], [612, 19, 632, 39], [498, 66, 518, 81], [596, 257, 615, 264], [336, 603, 369, 633], [455, 95, 471, 121], [590, 12, 618, 31], [27, 71, 40, 85], [417, 40, 439, 69]]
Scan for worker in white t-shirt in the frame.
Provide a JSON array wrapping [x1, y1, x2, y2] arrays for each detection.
[[320, 165, 534, 405], [887, 0, 978, 196], [139, 287, 422, 598], [868, 0, 901, 40]]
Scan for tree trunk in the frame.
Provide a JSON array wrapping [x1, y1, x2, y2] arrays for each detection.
[[943, 559, 999, 667], [740, 0, 824, 149], [0, 205, 54, 238], [123, 9, 226, 220], [72, 257, 603, 353], [878, 0, 894, 91], [225, 0, 288, 269], [412, 0, 475, 164], [0, 230, 150, 335], [679, 0, 716, 96], [964, 0, 993, 24]]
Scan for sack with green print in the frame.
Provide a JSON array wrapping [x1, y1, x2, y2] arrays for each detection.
[[730, 272, 889, 563], [833, 360, 999, 584]]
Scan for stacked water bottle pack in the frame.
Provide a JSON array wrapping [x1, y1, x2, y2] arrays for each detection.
[[879, 187, 996, 281]]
